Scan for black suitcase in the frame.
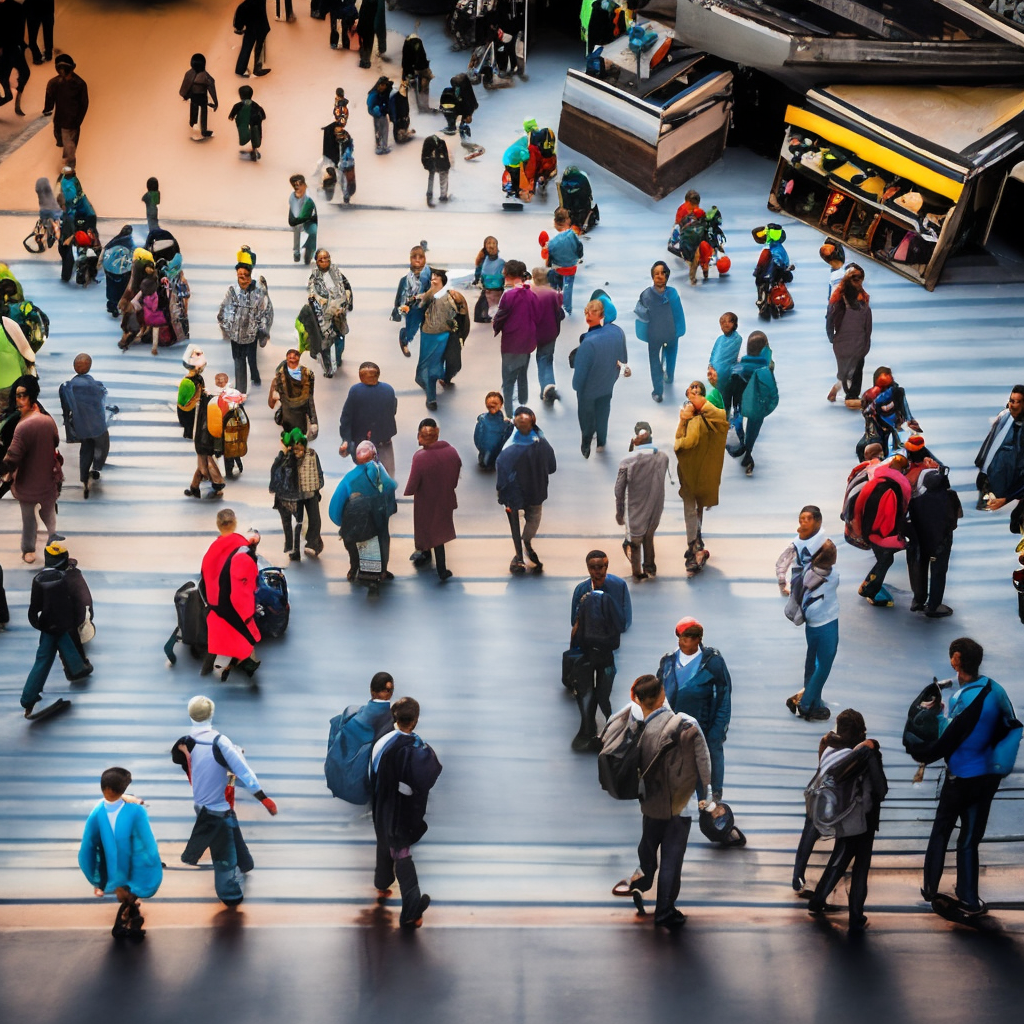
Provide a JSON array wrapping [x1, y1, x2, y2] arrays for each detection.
[[165, 580, 208, 665]]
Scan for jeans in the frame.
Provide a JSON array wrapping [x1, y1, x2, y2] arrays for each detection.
[[809, 826, 875, 927], [842, 358, 865, 401], [183, 807, 254, 906], [800, 618, 838, 712], [105, 272, 128, 314], [20, 498, 58, 554], [577, 393, 613, 448], [426, 168, 449, 199], [536, 342, 556, 393], [402, 304, 425, 347], [21, 630, 89, 709], [506, 505, 542, 560], [79, 433, 110, 482], [572, 656, 616, 744], [548, 270, 575, 313], [646, 338, 678, 398], [373, 115, 390, 153], [416, 331, 449, 404], [230, 340, 260, 393], [292, 222, 317, 262], [861, 542, 896, 599], [734, 415, 763, 467], [59, 127, 79, 170], [501, 352, 531, 411], [635, 815, 692, 924], [923, 772, 1001, 909]]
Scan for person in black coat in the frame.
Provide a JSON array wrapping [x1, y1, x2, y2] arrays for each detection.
[[356, 0, 387, 69], [233, 0, 271, 77], [371, 697, 442, 929]]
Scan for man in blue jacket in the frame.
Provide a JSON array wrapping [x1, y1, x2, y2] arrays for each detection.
[[59, 353, 111, 499], [572, 297, 630, 459], [922, 637, 1021, 916]]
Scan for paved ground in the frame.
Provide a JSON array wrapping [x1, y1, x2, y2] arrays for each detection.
[[1, 2, 1022, 1021]]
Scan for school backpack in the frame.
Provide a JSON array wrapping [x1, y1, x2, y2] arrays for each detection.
[[3, 299, 49, 353], [324, 707, 380, 804], [804, 747, 869, 838], [438, 86, 457, 115], [530, 127, 556, 159], [840, 460, 876, 550], [102, 244, 132, 277], [31, 568, 75, 636], [577, 588, 623, 656], [672, 212, 707, 262], [740, 365, 779, 420], [597, 713, 646, 800]]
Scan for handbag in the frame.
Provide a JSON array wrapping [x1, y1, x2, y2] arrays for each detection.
[[561, 649, 584, 690]]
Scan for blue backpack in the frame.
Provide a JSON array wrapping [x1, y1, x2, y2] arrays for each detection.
[[740, 365, 779, 420], [324, 707, 380, 804]]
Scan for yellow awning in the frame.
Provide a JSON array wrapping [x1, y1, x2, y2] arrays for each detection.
[[785, 106, 963, 202]]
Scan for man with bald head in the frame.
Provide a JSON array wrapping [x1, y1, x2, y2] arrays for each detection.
[[339, 361, 398, 478], [59, 353, 111, 498]]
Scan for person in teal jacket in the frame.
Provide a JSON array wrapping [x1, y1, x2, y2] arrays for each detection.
[[78, 766, 162, 941], [329, 440, 398, 580], [634, 261, 685, 404]]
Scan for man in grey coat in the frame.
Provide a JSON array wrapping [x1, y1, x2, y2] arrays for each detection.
[[59, 353, 112, 499], [614, 420, 669, 580]]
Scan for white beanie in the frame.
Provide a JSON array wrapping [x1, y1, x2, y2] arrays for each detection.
[[188, 695, 215, 723]]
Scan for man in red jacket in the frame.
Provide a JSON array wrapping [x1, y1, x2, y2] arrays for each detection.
[[201, 508, 261, 680]]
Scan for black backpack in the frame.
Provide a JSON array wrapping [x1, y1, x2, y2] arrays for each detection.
[[32, 568, 75, 636], [577, 589, 623, 656], [598, 714, 646, 800]]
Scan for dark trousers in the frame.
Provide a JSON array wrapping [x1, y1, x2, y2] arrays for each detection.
[[809, 828, 876, 927], [279, 498, 322, 556], [235, 31, 268, 75], [79, 433, 110, 482], [182, 806, 254, 906], [626, 525, 657, 577], [635, 814, 691, 924], [861, 542, 896, 598], [572, 656, 616, 744], [230, 341, 259, 393], [330, 14, 356, 47], [906, 534, 950, 611], [104, 271, 128, 314], [923, 772, 1001, 909], [21, 630, 88, 709], [734, 415, 764, 467], [188, 95, 209, 133], [793, 814, 820, 889], [373, 816, 395, 891], [26, 0, 54, 61], [58, 238, 74, 282], [842, 358, 865, 401], [0, 43, 30, 95], [577, 393, 613, 448]]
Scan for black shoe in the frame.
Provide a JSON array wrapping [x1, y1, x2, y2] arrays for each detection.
[[976, 495, 989, 511], [289, 552, 301, 561], [571, 731, 597, 753], [654, 909, 687, 930], [411, 550, 432, 567], [925, 604, 953, 618], [184, 487, 201, 498], [253, 68, 272, 77], [438, 569, 453, 582], [524, 545, 542, 571], [581, 440, 591, 459], [252, 376, 261, 386], [400, 893, 430, 929], [427, 401, 438, 411], [805, 706, 831, 722], [910, 599, 925, 612]]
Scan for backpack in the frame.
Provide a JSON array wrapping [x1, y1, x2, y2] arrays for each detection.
[[102, 244, 132, 276], [704, 206, 727, 251], [597, 713, 647, 800], [438, 86, 457, 114], [324, 707, 380, 804], [804, 747, 869, 838], [32, 568, 75, 635], [840, 461, 875, 550], [740, 365, 779, 420], [577, 588, 623, 656], [531, 127, 556, 159], [5, 299, 49, 353]]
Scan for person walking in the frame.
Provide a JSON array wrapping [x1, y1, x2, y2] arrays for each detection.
[[393, 245, 431, 356], [1, 375, 62, 563], [975, 384, 1024, 530], [673, 380, 727, 576], [0, 310, 36, 412], [366, 75, 393, 155], [178, 53, 218, 138], [371, 696, 441, 929], [200, 510, 261, 679], [403, 268, 456, 411], [921, 637, 1021, 917], [287, 175, 318, 264], [356, 0, 387, 68], [0, 0, 31, 117], [233, 0, 271, 77], [339, 361, 397, 479], [306, 248, 352, 378], [805, 709, 888, 932], [269, 348, 317, 437], [405, 418, 461, 582], [826, 266, 871, 409], [569, 550, 632, 751], [573, 297, 630, 458], [613, 421, 669, 580], [707, 312, 741, 414], [325, 671, 395, 804], [269, 428, 324, 561], [531, 266, 564, 403], [606, 674, 712, 929], [853, 453, 912, 608], [58, 353, 111, 499], [42, 53, 88, 170], [495, 406, 556, 574], [721, 331, 777, 477], [776, 506, 839, 720], [172, 695, 278, 907], [25, 0, 55, 65], [217, 252, 273, 394], [492, 260, 538, 412], [634, 261, 685, 404], [421, 134, 451, 206]]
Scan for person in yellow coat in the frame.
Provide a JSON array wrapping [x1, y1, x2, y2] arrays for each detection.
[[674, 381, 727, 576]]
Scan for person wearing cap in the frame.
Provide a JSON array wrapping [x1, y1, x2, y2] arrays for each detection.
[[1, 375, 62, 563], [975, 385, 1024, 529], [200, 509, 261, 678], [904, 435, 959, 617], [269, 428, 324, 561], [338, 361, 397, 477], [573, 298, 630, 459], [21, 541, 93, 716], [172, 695, 278, 907], [58, 354, 111, 499], [404, 418, 461, 582], [495, 406, 556, 574], [329, 440, 399, 581], [656, 618, 737, 816], [217, 251, 274, 394], [42, 53, 88, 170], [614, 421, 669, 580], [634, 261, 685, 405], [606, 674, 712, 929], [673, 379, 727, 575]]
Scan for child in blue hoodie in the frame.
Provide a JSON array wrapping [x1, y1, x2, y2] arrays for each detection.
[[545, 207, 583, 315], [474, 391, 513, 469]]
